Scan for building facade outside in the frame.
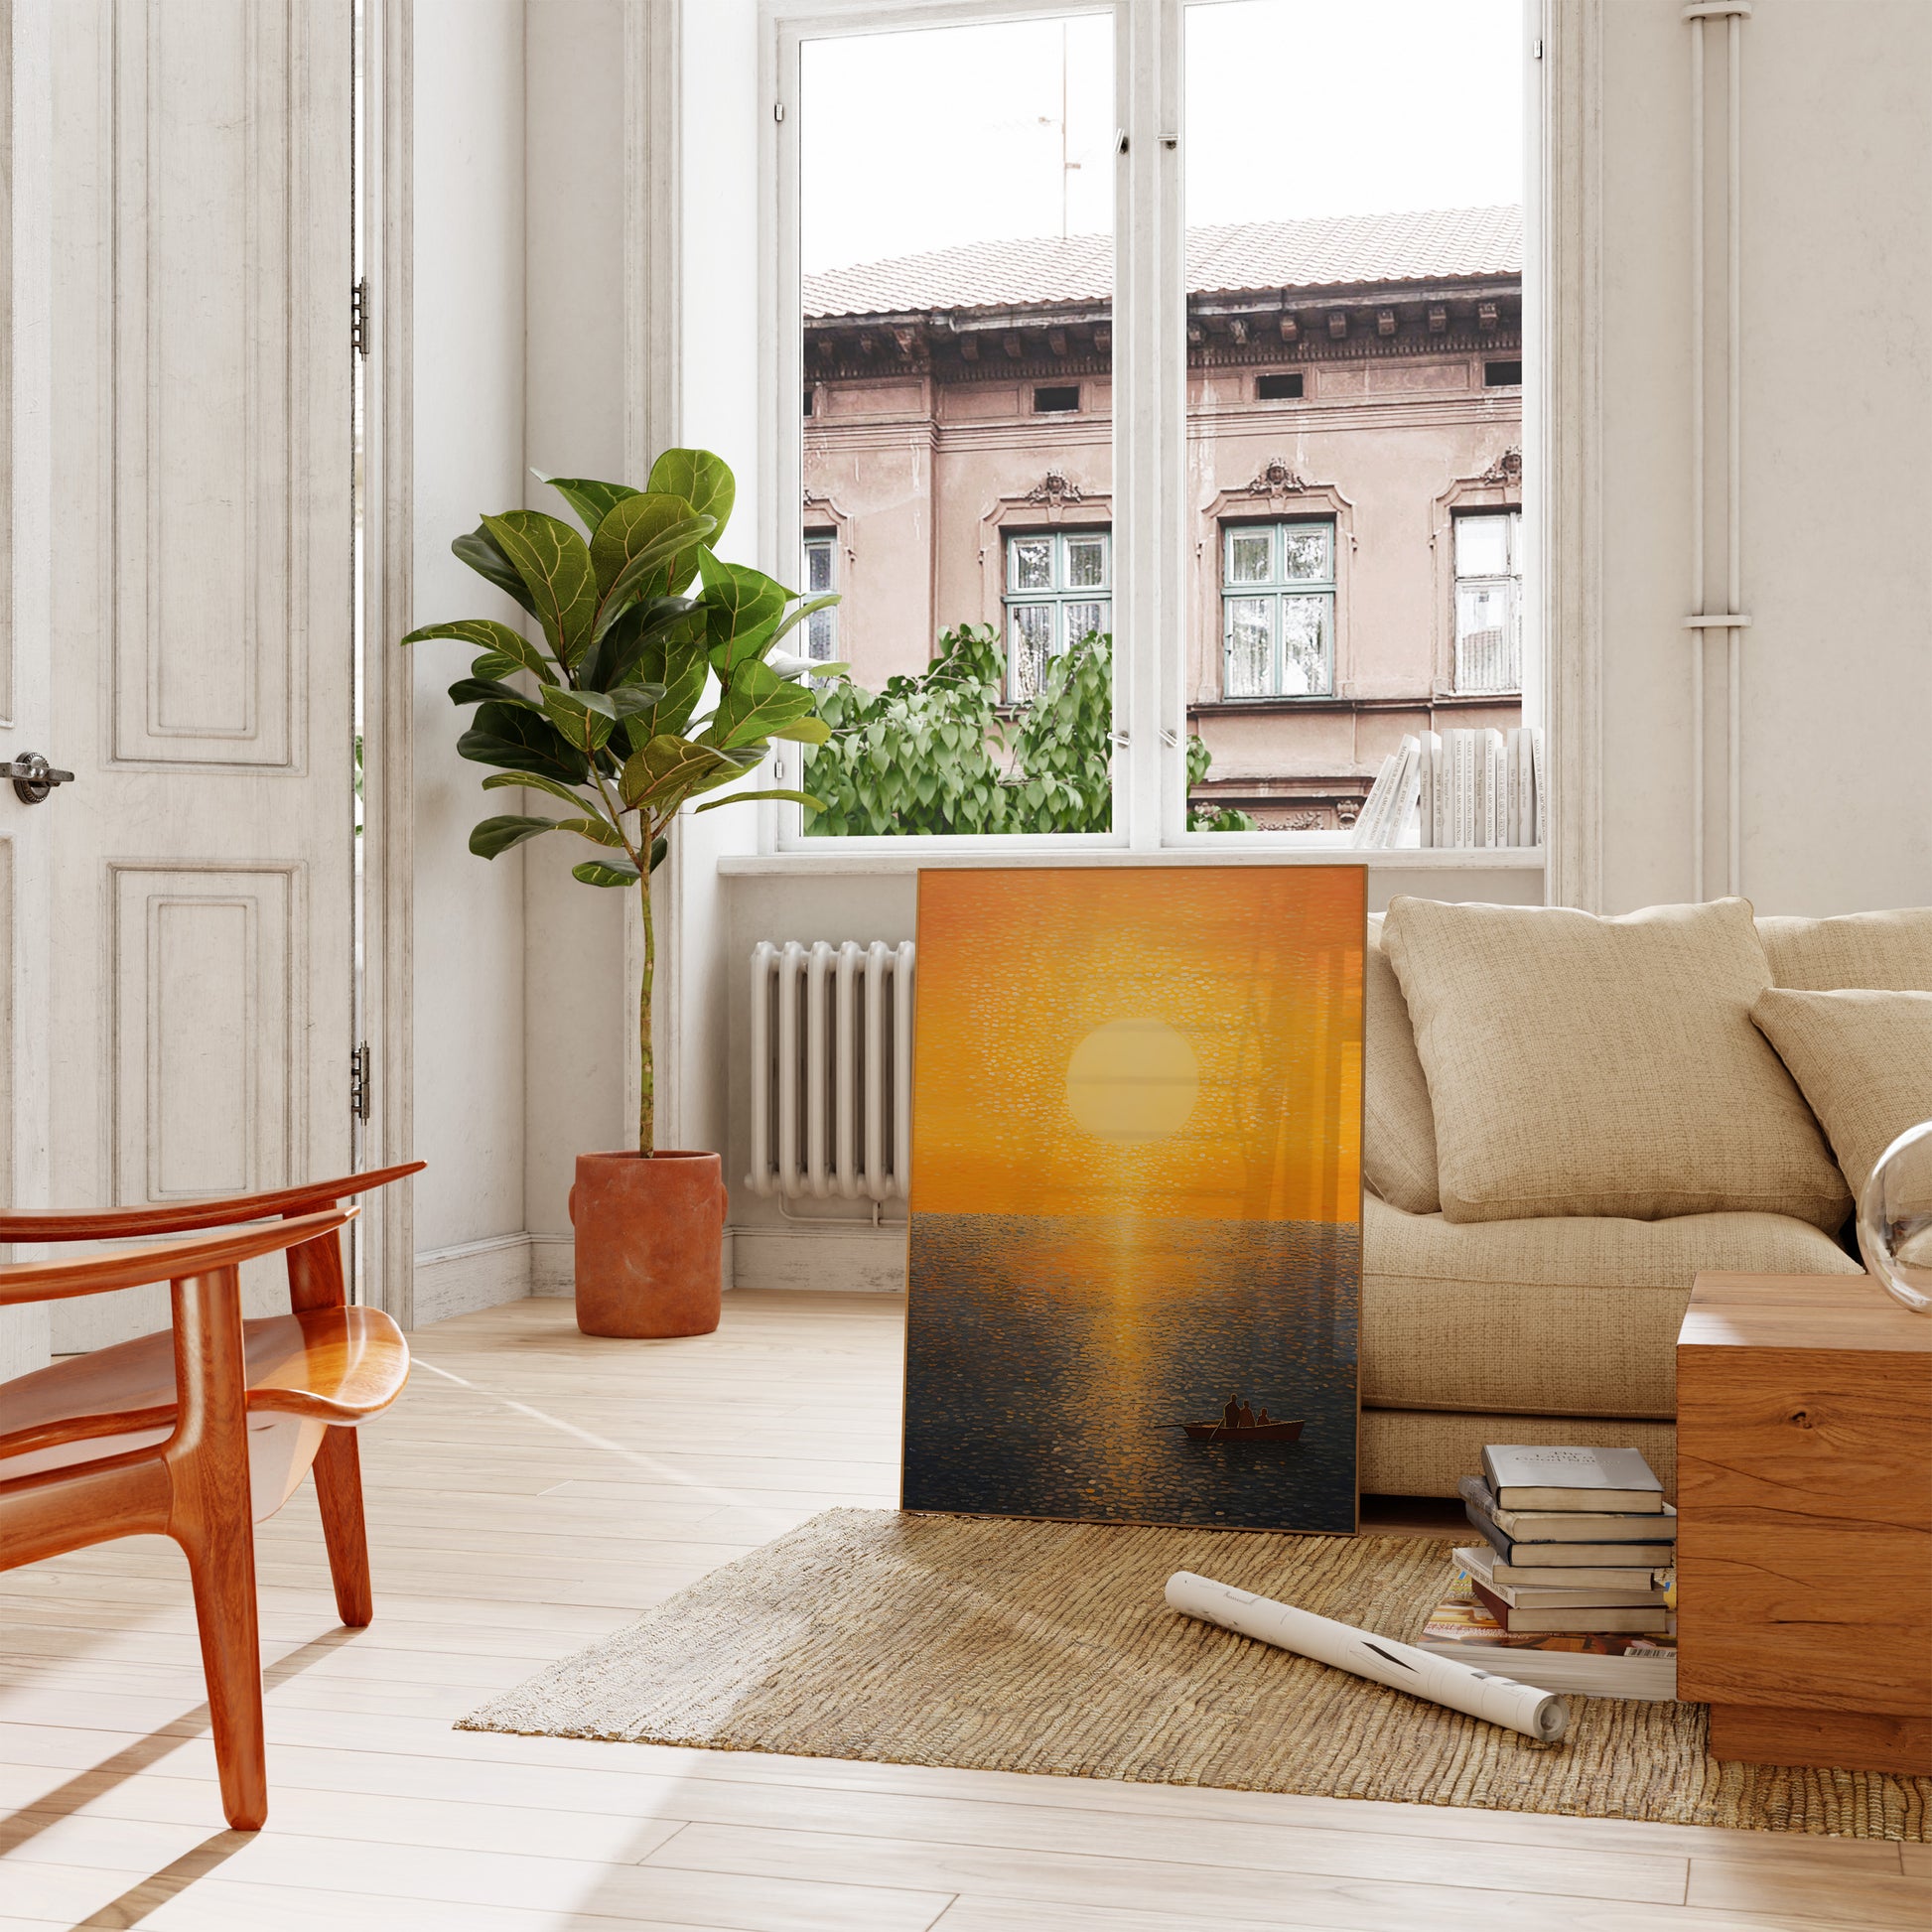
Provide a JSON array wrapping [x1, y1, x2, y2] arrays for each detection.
[[801, 206, 1524, 829]]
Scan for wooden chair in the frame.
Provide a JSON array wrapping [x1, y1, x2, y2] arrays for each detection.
[[0, 1163, 422, 1830]]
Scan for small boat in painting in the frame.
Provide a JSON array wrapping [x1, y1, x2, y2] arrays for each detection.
[[1179, 1397, 1305, 1444]]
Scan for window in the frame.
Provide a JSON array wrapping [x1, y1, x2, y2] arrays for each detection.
[[1220, 520, 1335, 699], [776, 0, 1532, 848], [803, 386, 816, 416], [1451, 510, 1521, 693], [802, 532, 839, 663], [1005, 529, 1111, 701]]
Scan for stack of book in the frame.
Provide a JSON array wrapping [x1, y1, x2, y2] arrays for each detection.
[[1352, 725, 1544, 851], [1417, 1444, 1678, 1701]]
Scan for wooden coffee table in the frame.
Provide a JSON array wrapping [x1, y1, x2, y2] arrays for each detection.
[[1677, 1272, 1932, 1773]]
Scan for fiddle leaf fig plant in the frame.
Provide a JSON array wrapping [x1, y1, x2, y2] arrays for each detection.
[[403, 449, 837, 1153]]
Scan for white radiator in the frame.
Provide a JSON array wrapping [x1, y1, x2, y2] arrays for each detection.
[[747, 940, 915, 1201]]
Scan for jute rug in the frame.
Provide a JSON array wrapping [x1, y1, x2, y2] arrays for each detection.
[[459, 1508, 1930, 1838]]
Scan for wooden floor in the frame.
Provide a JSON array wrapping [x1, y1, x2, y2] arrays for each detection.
[[2, 1292, 1926, 1932]]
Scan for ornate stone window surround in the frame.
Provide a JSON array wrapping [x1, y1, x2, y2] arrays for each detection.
[[1429, 446, 1522, 696], [1193, 460, 1356, 706]]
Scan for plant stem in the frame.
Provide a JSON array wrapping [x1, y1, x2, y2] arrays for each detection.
[[638, 861, 655, 1155]]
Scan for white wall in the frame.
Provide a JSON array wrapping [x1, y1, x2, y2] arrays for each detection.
[[1591, 0, 1932, 915], [522, 0, 629, 1268], [410, 1, 530, 1283]]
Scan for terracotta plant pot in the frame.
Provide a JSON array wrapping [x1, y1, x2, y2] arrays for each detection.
[[569, 1150, 726, 1339]]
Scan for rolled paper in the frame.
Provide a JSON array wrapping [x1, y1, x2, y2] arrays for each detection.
[[1165, 1570, 1570, 1743]]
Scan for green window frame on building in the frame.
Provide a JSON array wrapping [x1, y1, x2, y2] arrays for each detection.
[[1220, 518, 1336, 698], [1004, 528, 1111, 702]]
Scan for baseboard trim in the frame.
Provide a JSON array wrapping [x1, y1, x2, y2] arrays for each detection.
[[530, 1232, 575, 1299], [411, 1232, 533, 1328], [729, 1222, 906, 1294]]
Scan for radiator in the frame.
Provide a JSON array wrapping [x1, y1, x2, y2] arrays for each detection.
[[747, 940, 915, 1201]]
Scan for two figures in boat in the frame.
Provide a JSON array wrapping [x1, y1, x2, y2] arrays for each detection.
[[1180, 1395, 1306, 1443]]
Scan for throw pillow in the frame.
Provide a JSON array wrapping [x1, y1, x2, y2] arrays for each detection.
[[1381, 895, 1851, 1230], [1758, 907, 1932, 990], [1362, 914, 1440, 1215], [1750, 988, 1932, 1199]]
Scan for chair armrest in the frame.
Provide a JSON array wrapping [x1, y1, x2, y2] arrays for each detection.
[[0, 1208, 355, 1306], [0, 1162, 422, 1243]]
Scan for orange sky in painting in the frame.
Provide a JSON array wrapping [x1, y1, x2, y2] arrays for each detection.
[[910, 867, 1364, 1224]]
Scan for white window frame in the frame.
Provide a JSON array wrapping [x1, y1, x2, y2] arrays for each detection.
[[756, 0, 1552, 866]]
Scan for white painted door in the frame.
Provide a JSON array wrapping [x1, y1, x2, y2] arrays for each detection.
[[35, 1, 356, 1352], [0, 0, 56, 1379]]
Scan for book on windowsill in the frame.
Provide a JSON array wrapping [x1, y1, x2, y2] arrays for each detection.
[[1454, 1543, 1673, 1593], [1479, 1444, 1667, 1513], [1469, 1579, 1674, 1635], [1418, 1584, 1678, 1701], [1461, 1506, 1674, 1569], [1457, 1474, 1677, 1543]]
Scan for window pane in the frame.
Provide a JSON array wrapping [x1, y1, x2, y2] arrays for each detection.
[[1281, 523, 1331, 584], [1279, 595, 1330, 695], [1063, 535, 1107, 590], [1009, 536, 1052, 592], [1226, 530, 1272, 585], [1225, 598, 1273, 697], [806, 607, 838, 661], [1454, 582, 1518, 692], [804, 538, 834, 594], [1184, 0, 1524, 831], [1064, 601, 1107, 645], [1454, 513, 1511, 579], [1010, 604, 1056, 701], [799, 12, 1115, 837]]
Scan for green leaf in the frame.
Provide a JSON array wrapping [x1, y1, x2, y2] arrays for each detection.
[[447, 676, 539, 711], [481, 769, 599, 812], [704, 658, 816, 749], [619, 734, 749, 814], [469, 814, 559, 859], [400, 616, 557, 685], [593, 600, 708, 708], [771, 714, 831, 746], [699, 555, 792, 671], [451, 527, 538, 619], [557, 815, 627, 848], [645, 449, 735, 553], [648, 835, 669, 873], [481, 511, 600, 666], [752, 593, 840, 666], [589, 492, 712, 601], [538, 684, 617, 755], [693, 786, 825, 814], [593, 517, 716, 644], [573, 856, 642, 889], [537, 473, 639, 536], [457, 701, 591, 786]]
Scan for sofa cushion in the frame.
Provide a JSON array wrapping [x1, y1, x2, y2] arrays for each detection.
[[1361, 1190, 1863, 1419], [1363, 913, 1440, 1215], [1751, 988, 1932, 1199], [1759, 908, 1932, 991], [1381, 895, 1850, 1229]]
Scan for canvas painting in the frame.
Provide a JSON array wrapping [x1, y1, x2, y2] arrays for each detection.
[[902, 865, 1364, 1534]]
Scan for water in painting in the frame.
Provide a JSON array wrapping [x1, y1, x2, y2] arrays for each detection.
[[903, 866, 1364, 1534]]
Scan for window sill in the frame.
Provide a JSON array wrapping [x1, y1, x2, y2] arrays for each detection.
[[719, 845, 1547, 878]]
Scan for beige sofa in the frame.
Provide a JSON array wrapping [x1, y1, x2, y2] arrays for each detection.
[[1359, 907, 1931, 1498]]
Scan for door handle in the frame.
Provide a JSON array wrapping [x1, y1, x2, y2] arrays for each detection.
[[3, 752, 75, 804]]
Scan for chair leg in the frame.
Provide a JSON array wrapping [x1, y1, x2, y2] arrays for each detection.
[[167, 1265, 269, 1832], [313, 1425, 373, 1627], [182, 1512, 269, 1831]]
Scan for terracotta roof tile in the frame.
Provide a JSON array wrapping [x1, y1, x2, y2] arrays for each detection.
[[803, 206, 1521, 321]]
